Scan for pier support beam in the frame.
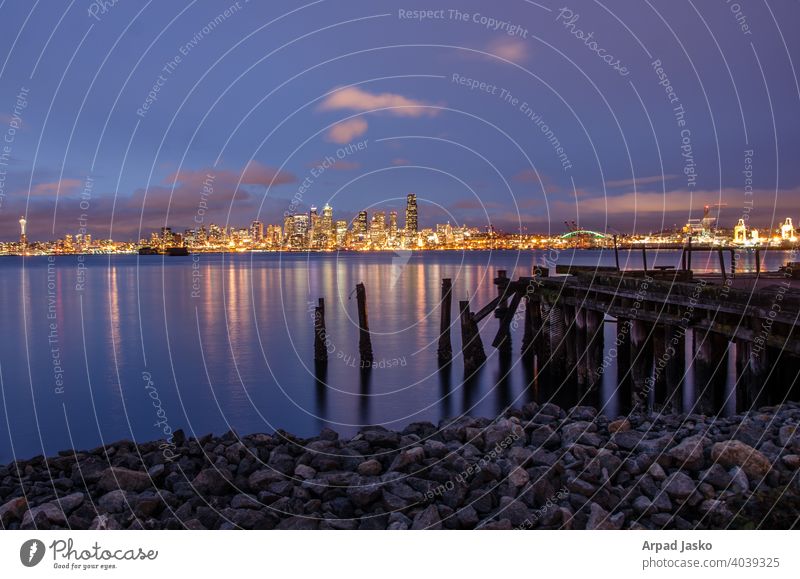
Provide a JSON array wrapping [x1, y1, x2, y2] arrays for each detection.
[[630, 319, 652, 412], [736, 337, 768, 411], [437, 278, 453, 365], [355, 283, 373, 366], [585, 309, 604, 393], [574, 308, 587, 390], [692, 330, 716, 415], [314, 298, 328, 363], [460, 300, 486, 373], [547, 302, 567, 382], [663, 325, 685, 413], [493, 270, 512, 355]]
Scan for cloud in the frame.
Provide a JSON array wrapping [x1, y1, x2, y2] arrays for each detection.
[[326, 118, 368, 144], [319, 86, 438, 117], [391, 158, 411, 166], [486, 37, 529, 63], [25, 178, 83, 197], [605, 174, 678, 189], [166, 161, 295, 188]]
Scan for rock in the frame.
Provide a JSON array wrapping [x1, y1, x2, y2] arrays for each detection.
[[507, 467, 529, 488], [411, 505, 442, 530], [389, 447, 425, 471], [646, 462, 666, 481], [97, 467, 151, 493], [90, 514, 122, 530], [778, 424, 798, 447], [357, 459, 382, 476], [632, 495, 654, 516], [728, 466, 749, 494], [711, 440, 771, 479], [231, 494, 260, 509], [0, 496, 27, 524], [293, 464, 316, 480], [782, 454, 800, 469], [586, 503, 624, 530], [611, 430, 644, 450], [248, 469, 286, 492], [58, 492, 85, 513], [22, 502, 67, 527], [662, 472, 695, 500], [667, 435, 707, 470], [699, 463, 731, 489], [608, 419, 631, 433], [98, 490, 130, 513], [192, 468, 232, 495]]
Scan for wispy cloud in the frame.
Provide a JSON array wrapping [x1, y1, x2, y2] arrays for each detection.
[[319, 86, 438, 117], [326, 118, 368, 144], [486, 37, 529, 63], [604, 174, 678, 189]]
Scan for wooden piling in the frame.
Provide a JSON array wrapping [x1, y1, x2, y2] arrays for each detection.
[[613, 234, 620, 271], [641, 247, 648, 274], [460, 300, 486, 373], [664, 325, 684, 413], [630, 319, 652, 412], [755, 248, 761, 274], [314, 298, 328, 363], [437, 278, 453, 364], [585, 309, 604, 392], [717, 249, 727, 282], [355, 283, 373, 365], [687, 237, 693, 271]]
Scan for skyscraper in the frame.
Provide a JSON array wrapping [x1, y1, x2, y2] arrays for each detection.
[[354, 211, 368, 242], [250, 220, 264, 241], [405, 194, 418, 246], [389, 211, 398, 244]]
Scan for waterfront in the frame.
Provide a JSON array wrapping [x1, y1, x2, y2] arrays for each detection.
[[0, 249, 795, 463]]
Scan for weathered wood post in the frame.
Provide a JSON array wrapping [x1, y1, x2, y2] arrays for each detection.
[[664, 325, 684, 413], [521, 280, 537, 361], [630, 318, 652, 412], [314, 298, 328, 363], [585, 309, 604, 392], [355, 283, 373, 366], [493, 270, 512, 354], [641, 246, 648, 274], [562, 303, 578, 379], [437, 278, 453, 364], [613, 234, 621, 271], [687, 237, 693, 271], [692, 330, 716, 415], [574, 307, 587, 389], [755, 248, 761, 274], [460, 300, 486, 373], [718, 249, 727, 282], [729, 249, 736, 279]]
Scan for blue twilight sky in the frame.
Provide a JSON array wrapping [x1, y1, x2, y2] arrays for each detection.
[[0, 0, 799, 241]]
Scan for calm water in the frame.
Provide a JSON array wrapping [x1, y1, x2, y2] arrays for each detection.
[[0, 248, 792, 462]]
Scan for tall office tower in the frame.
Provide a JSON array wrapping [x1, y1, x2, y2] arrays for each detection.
[[19, 216, 27, 245], [283, 215, 294, 245], [389, 211, 398, 242], [335, 220, 348, 246], [250, 220, 264, 242], [354, 211, 368, 242], [405, 194, 418, 246], [370, 211, 387, 247], [321, 204, 333, 233], [161, 226, 173, 245], [293, 214, 310, 248], [209, 223, 223, 241]]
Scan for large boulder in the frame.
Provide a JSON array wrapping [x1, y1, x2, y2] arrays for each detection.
[[710, 440, 771, 479]]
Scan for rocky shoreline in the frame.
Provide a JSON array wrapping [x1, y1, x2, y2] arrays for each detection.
[[2, 402, 799, 530]]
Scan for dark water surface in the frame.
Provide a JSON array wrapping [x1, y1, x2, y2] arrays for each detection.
[[0, 249, 792, 462]]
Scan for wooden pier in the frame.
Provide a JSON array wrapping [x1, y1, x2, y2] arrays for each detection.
[[314, 260, 800, 414]]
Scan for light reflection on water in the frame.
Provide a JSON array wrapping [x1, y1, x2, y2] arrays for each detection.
[[0, 249, 792, 461]]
